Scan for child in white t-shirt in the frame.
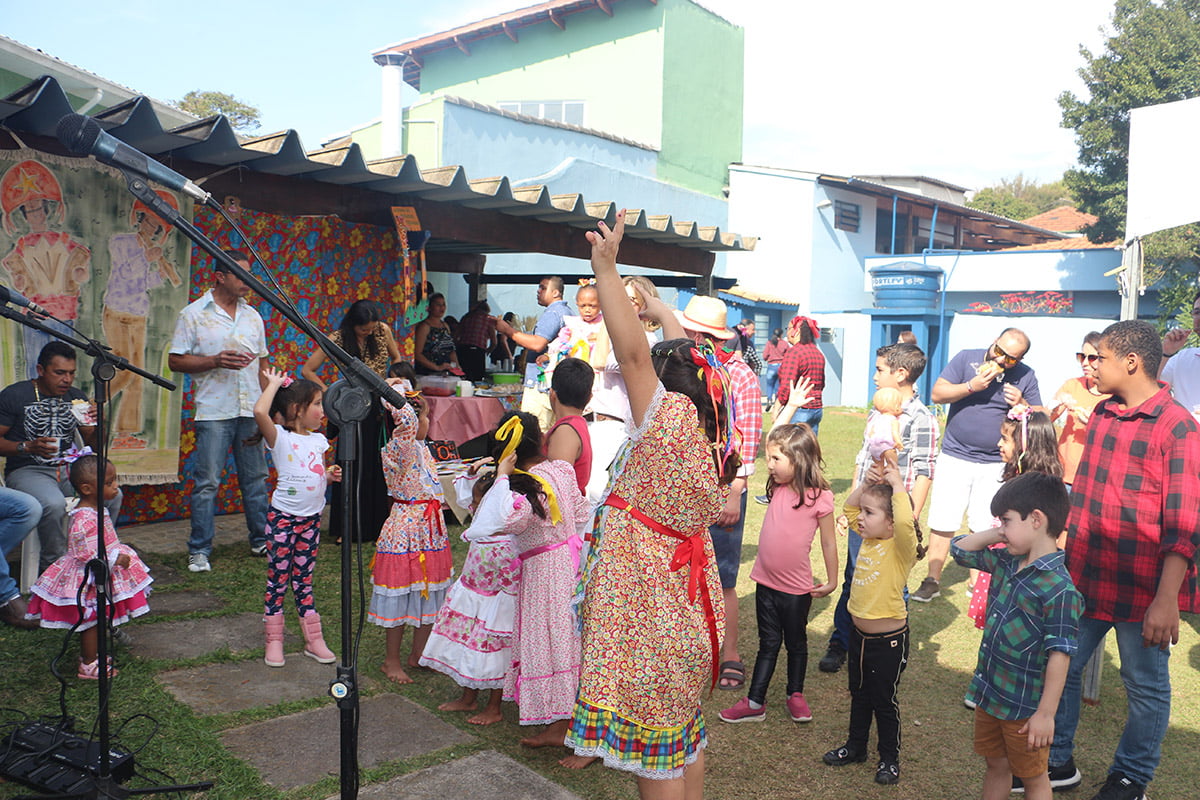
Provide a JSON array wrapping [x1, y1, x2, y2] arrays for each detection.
[[253, 367, 342, 667]]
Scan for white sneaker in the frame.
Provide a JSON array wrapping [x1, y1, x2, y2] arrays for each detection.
[[187, 553, 211, 573]]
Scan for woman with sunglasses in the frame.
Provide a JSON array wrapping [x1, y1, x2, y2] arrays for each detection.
[[1050, 332, 1109, 488]]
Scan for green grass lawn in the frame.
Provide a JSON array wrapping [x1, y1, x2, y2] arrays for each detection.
[[2, 407, 1198, 799]]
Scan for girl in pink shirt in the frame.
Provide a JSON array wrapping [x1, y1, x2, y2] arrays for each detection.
[[719, 422, 839, 724]]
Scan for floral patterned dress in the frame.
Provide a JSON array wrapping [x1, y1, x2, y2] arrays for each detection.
[[501, 461, 591, 724], [368, 400, 452, 627], [567, 385, 725, 779], [27, 507, 152, 630], [418, 478, 522, 689]]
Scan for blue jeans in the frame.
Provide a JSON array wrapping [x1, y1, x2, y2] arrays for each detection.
[[763, 363, 781, 404], [787, 406, 823, 436], [828, 530, 862, 650], [7, 465, 123, 573], [709, 491, 748, 588], [1050, 616, 1172, 786], [189, 417, 269, 556], [0, 487, 39, 603]]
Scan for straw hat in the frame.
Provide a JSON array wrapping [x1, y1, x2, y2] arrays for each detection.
[[676, 295, 736, 340]]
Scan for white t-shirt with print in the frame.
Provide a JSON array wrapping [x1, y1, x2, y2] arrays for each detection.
[[268, 425, 330, 517]]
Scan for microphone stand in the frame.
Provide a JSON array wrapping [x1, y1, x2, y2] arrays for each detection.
[[120, 175, 407, 800], [0, 307, 212, 799]]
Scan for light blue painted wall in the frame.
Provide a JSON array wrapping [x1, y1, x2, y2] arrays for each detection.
[[439, 102, 658, 181], [809, 184, 879, 313]]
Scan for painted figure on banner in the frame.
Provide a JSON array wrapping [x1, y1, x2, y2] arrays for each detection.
[[103, 190, 183, 450], [0, 160, 92, 378]]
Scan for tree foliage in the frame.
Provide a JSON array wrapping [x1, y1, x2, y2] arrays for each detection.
[[967, 174, 1074, 220], [1059, 0, 1200, 321], [177, 90, 261, 132]]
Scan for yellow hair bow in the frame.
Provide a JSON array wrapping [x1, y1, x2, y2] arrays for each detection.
[[495, 415, 562, 524]]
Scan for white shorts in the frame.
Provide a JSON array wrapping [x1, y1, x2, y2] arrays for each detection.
[[926, 452, 1005, 533]]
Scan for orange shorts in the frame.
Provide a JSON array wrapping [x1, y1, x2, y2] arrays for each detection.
[[973, 707, 1049, 779]]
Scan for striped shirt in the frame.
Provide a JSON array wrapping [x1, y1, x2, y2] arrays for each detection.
[[952, 543, 1081, 720]]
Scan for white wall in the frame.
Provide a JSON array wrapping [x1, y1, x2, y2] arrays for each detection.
[[864, 249, 1123, 294], [725, 167, 817, 308], [816, 311, 873, 407]]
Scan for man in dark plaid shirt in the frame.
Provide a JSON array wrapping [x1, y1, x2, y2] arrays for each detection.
[[1048, 321, 1200, 800], [455, 300, 495, 382]]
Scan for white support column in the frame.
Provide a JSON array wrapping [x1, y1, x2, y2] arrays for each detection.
[[379, 55, 406, 158]]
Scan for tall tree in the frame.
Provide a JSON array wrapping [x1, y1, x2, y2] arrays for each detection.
[[967, 174, 1074, 220], [1059, 0, 1200, 322], [177, 90, 261, 132]]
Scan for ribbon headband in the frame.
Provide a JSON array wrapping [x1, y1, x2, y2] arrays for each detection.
[[495, 415, 562, 524]]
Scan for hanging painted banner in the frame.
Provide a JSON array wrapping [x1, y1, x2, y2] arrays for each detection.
[[0, 148, 192, 484]]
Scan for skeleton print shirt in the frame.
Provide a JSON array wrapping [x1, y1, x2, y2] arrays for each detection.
[[0, 380, 88, 475]]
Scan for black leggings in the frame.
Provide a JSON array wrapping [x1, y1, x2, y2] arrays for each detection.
[[847, 624, 909, 762], [747, 584, 813, 704]]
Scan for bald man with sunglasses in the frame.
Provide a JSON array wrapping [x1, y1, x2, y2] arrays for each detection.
[[912, 328, 1041, 603]]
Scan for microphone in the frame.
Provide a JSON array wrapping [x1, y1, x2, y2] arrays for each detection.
[[0, 285, 50, 317], [56, 114, 212, 205]]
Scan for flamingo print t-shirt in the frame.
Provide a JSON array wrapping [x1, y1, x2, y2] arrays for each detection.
[[268, 425, 330, 517]]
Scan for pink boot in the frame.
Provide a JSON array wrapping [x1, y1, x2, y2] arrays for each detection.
[[264, 614, 286, 667], [300, 613, 336, 664]]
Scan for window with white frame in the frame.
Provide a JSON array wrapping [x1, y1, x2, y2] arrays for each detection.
[[498, 100, 585, 126]]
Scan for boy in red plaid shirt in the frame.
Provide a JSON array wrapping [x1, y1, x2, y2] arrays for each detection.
[[1047, 320, 1200, 800]]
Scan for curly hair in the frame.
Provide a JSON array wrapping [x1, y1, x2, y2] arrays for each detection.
[[860, 483, 927, 561], [650, 338, 741, 484]]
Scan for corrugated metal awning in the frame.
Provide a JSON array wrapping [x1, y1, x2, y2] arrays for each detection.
[[0, 76, 754, 277]]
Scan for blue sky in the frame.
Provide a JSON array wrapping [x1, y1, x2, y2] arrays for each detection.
[[4, 0, 1113, 190]]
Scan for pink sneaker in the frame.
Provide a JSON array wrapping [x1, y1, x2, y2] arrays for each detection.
[[787, 692, 812, 722], [718, 697, 766, 723]]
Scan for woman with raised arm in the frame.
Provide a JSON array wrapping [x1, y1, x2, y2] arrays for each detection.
[[566, 211, 739, 799]]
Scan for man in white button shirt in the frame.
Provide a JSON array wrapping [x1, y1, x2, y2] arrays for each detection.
[[1160, 292, 1200, 419], [168, 250, 269, 572]]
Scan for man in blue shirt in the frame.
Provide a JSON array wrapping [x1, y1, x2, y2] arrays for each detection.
[[495, 276, 570, 432], [913, 327, 1040, 603]]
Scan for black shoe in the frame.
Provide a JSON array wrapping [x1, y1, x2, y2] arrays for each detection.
[[1013, 757, 1082, 794], [754, 494, 769, 505], [1088, 772, 1145, 800], [818, 643, 847, 673], [874, 760, 900, 785], [822, 745, 867, 767]]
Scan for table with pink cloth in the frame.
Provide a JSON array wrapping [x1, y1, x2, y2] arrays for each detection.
[[423, 394, 519, 444]]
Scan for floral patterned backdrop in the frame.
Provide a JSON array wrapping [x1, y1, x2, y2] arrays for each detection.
[[118, 205, 416, 524]]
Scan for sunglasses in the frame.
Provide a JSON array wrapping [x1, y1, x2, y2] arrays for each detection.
[[1076, 352, 1100, 365], [989, 343, 1022, 367]]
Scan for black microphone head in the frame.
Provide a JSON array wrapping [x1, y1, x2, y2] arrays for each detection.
[[56, 114, 102, 156]]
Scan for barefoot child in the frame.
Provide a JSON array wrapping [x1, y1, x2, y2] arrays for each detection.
[[719, 422, 838, 724], [823, 462, 925, 786], [26, 455, 151, 679], [419, 471, 520, 725], [253, 368, 342, 666], [369, 384, 453, 683], [544, 356, 594, 495], [492, 411, 590, 753], [951, 472, 1081, 800]]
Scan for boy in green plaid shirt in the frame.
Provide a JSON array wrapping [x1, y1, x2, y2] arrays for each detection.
[[951, 472, 1082, 800]]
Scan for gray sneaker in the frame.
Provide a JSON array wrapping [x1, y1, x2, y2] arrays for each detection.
[[187, 553, 212, 573], [911, 577, 940, 602], [250, 543, 268, 556]]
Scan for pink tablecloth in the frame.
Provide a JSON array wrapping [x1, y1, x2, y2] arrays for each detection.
[[424, 395, 516, 444]]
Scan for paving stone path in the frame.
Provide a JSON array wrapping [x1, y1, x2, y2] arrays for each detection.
[[114, 515, 583, 799]]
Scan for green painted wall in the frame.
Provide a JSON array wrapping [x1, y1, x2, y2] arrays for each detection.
[[416, 2, 666, 150], [659, 0, 743, 196], [349, 120, 383, 158], [402, 97, 445, 165], [0, 67, 114, 114]]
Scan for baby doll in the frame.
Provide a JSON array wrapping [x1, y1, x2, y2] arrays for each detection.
[[865, 387, 904, 471]]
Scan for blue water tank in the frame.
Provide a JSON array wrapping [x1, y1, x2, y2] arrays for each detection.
[[869, 261, 943, 309]]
